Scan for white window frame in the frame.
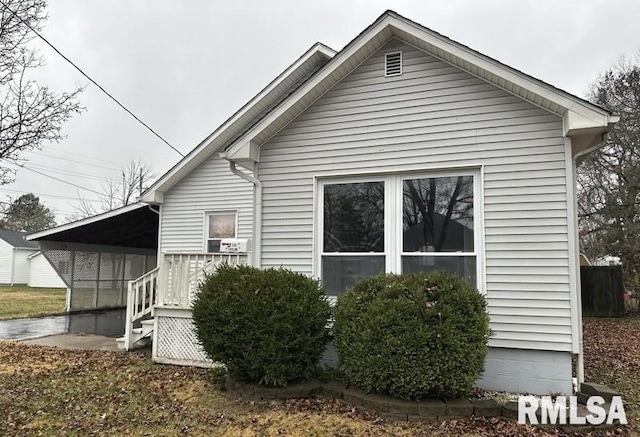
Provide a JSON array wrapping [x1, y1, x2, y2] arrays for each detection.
[[203, 210, 238, 253], [318, 176, 390, 276], [315, 168, 484, 294]]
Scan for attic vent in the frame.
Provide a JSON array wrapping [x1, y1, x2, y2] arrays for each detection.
[[385, 51, 402, 76]]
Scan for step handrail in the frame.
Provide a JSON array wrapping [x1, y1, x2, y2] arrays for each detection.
[[123, 266, 160, 350]]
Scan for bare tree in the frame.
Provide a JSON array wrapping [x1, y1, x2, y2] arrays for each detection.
[[0, 0, 83, 184], [577, 56, 640, 283], [70, 159, 155, 219], [403, 177, 474, 252]]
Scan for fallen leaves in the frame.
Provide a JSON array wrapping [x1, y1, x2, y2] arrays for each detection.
[[0, 316, 637, 436]]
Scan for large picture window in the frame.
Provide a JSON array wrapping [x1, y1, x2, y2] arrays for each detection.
[[205, 211, 237, 253], [319, 172, 480, 296], [321, 181, 386, 295], [402, 175, 475, 284]]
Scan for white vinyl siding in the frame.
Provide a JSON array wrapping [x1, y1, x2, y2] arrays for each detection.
[[12, 249, 32, 284], [28, 253, 67, 288], [259, 39, 572, 352], [0, 239, 13, 283], [161, 155, 254, 253]]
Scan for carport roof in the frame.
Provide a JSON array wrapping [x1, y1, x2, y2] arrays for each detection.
[[27, 203, 158, 250]]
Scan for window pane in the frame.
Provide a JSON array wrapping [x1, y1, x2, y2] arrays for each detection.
[[324, 181, 384, 252], [209, 213, 236, 239], [403, 176, 474, 252], [322, 255, 385, 296], [402, 256, 476, 287]]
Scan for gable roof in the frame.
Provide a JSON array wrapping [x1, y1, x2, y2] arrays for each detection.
[[141, 42, 336, 203], [0, 229, 39, 249], [143, 10, 617, 203]]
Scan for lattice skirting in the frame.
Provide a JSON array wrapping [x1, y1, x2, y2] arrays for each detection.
[[154, 314, 212, 367]]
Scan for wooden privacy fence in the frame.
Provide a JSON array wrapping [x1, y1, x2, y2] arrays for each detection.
[[580, 266, 625, 317]]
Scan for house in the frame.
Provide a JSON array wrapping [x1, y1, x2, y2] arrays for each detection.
[[0, 229, 67, 289], [0, 229, 40, 285], [27, 251, 67, 289], [28, 11, 617, 395]]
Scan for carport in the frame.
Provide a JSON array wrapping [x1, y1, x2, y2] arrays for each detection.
[[27, 203, 159, 311]]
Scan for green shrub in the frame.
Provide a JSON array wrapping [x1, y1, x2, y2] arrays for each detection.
[[333, 271, 490, 400], [192, 264, 331, 387]]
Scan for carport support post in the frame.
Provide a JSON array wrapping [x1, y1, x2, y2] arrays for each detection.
[[69, 250, 75, 311], [94, 252, 101, 308], [120, 253, 127, 306]]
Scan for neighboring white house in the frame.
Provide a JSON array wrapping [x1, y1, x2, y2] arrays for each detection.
[[0, 229, 40, 285], [0, 229, 67, 288], [29, 11, 618, 395], [27, 251, 68, 288]]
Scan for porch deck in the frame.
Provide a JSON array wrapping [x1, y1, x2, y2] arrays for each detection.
[[120, 252, 249, 364]]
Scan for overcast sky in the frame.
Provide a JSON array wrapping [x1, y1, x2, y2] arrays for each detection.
[[7, 0, 640, 222]]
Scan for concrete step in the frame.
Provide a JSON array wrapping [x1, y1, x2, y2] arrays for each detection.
[[116, 319, 154, 351], [116, 334, 152, 350]]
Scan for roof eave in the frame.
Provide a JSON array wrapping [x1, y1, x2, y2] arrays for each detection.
[[141, 42, 336, 202], [571, 116, 619, 159]]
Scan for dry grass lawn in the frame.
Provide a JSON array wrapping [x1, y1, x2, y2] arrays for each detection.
[[0, 317, 635, 436], [0, 286, 66, 320]]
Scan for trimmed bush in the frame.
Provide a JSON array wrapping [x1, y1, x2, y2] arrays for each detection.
[[333, 271, 490, 400], [192, 264, 331, 387]]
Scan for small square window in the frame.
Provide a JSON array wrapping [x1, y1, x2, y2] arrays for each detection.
[[206, 212, 236, 253]]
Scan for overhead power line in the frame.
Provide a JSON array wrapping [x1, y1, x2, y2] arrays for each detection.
[[22, 150, 122, 173], [43, 143, 128, 167], [0, 0, 185, 158], [24, 160, 114, 180], [3, 159, 104, 196], [0, 187, 102, 203], [23, 163, 108, 182]]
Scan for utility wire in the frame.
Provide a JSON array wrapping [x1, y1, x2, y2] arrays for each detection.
[[0, 0, 185, 158], [3, 159, 104, 196], [0, 187, 102, 203], [24, 162, 112, 181], [44, 143, 127, 167], [22, 150, 122, 173]]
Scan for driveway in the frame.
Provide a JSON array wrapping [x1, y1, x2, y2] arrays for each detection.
[[0, 309, 125, 341]]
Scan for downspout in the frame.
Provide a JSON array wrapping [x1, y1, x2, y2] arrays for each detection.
[[229, 161, 261, 268], [146, 204, 160, 215], [571, 129, 613, 391], [573, 154, 585, 391]]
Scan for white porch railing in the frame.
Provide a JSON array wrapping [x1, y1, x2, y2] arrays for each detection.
[[159, 252, 249, 308], [123, 267, 160, 350], [121, 252, 249, 351]]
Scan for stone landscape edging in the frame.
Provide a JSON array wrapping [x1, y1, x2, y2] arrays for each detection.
[[224, 378, 623, 430], [224, 378, 501, 422]]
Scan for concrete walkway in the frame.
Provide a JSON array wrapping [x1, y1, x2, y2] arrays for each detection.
[[0, 309, 125, 341], [0, 309, 135, 353], [21, 333, 121, 352]]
